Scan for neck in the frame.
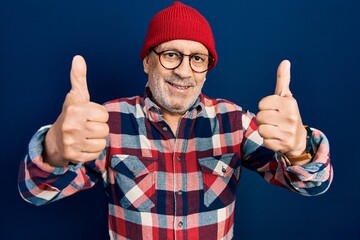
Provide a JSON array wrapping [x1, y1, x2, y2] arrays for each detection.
[[162, 109, 185, 135]]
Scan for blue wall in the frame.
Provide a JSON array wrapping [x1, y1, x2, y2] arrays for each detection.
[[1, 0, 359, 239]]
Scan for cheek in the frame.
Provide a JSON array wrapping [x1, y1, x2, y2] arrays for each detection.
[[147, 70, 164, 93], [147, 75, 157, 93], [195, 75, 206, 87], [147, 62, 168, 80]]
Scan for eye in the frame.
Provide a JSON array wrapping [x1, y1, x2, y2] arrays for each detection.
[[162, 51, 181, 60], [192, 54, 207, 63]]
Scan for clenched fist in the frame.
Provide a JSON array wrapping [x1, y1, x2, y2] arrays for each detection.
[[44, 56, 109, 167]]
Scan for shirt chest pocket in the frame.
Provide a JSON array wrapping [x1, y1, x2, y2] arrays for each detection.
[[110, 154, 157, 212], [198, 153, 241, 208]]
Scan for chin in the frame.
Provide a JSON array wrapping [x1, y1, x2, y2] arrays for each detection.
[[170, 98, 198, 113], [166, 107, 187, 114], [163, 103, 190, 114]]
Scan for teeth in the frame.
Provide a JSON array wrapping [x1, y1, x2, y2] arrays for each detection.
[[169, 82, 189, 90]]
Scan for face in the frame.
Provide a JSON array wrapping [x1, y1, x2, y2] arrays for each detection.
[[143, 40, 208, 116]]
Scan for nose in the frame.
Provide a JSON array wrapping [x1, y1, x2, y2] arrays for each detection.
[[173, 56, 192, 79]]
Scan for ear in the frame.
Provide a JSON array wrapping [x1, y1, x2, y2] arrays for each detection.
[[143, 56, 150, 74]]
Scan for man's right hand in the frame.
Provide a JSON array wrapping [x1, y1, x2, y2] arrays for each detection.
[[44, 55, 109, 167]]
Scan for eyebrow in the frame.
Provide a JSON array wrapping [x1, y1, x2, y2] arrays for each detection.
[[158, 47, 209, 55]]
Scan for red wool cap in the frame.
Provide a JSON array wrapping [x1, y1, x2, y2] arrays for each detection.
[[140, 1, 218, 70]]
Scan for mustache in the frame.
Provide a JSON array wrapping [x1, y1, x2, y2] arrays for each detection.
[[165, 74, 196, 87]]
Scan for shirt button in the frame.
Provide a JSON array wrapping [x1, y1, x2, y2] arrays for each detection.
[[178, 190, 182, 195], [177, 156, 182, 162], [222, 166, 226, 173], [162, 126, 168, 131], [178, 221, 183, 228]]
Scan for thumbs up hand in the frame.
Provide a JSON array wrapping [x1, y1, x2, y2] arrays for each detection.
[[43, 56, 109, 167], [256, 60, 307, 157]]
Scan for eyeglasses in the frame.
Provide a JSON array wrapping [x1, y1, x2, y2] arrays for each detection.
[[151, 49, 214, 73]]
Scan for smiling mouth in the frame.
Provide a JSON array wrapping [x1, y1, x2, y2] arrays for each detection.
[[167, 81, 191, 90]]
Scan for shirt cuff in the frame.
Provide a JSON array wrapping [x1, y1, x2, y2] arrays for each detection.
[[27, 125, 82, 175]]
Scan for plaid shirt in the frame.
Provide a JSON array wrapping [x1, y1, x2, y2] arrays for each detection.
[[18, 88, 333, 240]]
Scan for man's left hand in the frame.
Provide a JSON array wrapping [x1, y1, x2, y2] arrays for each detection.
[[256, 60, 307, 156]]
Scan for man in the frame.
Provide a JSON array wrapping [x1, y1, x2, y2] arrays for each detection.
[[18, 2, 333, 239]]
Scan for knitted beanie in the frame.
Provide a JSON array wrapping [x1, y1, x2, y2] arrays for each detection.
[[140, 1, 217, 70]]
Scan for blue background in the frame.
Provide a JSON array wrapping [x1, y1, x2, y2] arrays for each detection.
[[1, 0, 359, 239]]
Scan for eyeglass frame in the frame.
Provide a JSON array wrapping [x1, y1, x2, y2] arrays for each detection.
[[150, 48, 214, 73]]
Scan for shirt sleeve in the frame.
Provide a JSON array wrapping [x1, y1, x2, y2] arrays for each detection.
[[18, 125, 107, 206], [241, 110, 333, 196]]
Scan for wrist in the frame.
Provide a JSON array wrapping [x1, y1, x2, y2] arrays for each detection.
[[286, 125, 307, 156], [43, 126, 69, 167], [284, 125, 314, 166]]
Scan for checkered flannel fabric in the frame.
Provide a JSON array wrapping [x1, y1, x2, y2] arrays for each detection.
[[18, 88, 333, 239]]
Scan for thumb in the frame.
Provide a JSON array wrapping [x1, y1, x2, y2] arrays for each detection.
[[69, 55, 90, 102], [275, 59, 292, 97]]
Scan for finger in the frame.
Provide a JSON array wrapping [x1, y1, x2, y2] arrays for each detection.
[[70, 55, 90, 102], [68, 151, 105, 164], [275, 60, 292, 97], [258, 124, 281, 140], [85, 103, 109, 122], [85, 121, 109, 139], [64, 146, 105, 163], [62, 101, 108, 124], [81, 138, 107, 153], [262, 138, 284, 153], [256, 110, 281, 126], [258, 95, 282, 111]]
